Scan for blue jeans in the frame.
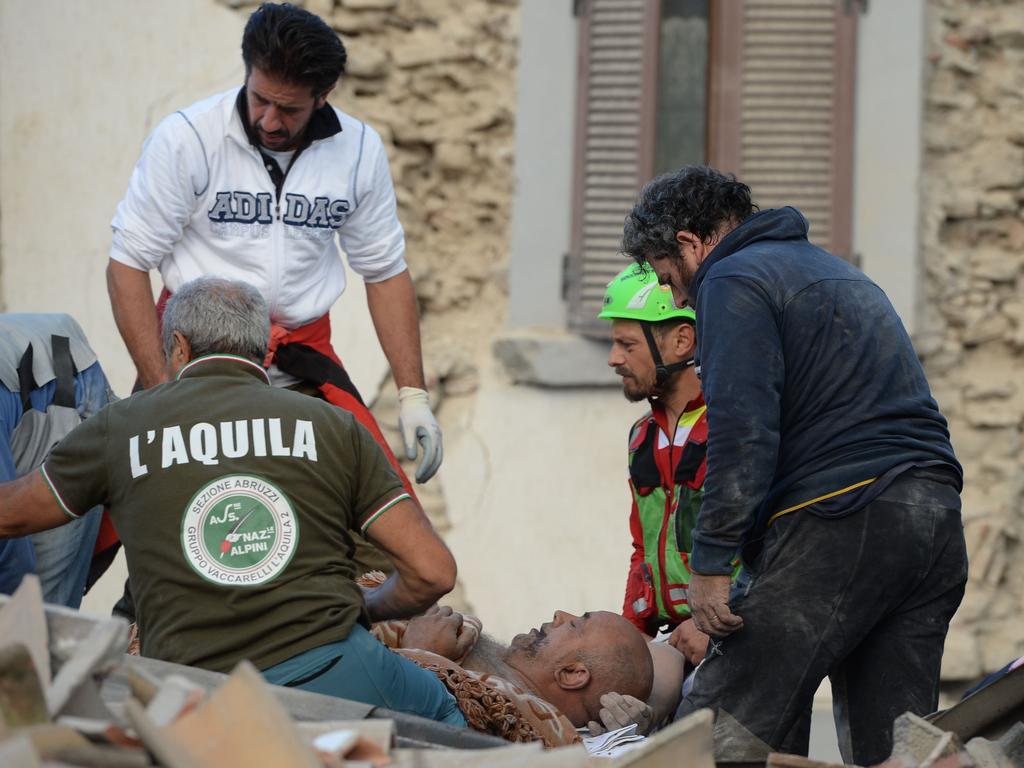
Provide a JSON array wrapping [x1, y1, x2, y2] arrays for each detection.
[[0, 362, 109, 606], [263, 624, 467, 727]]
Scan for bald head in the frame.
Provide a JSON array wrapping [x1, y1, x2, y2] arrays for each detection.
[[505, 610, 654, 727]]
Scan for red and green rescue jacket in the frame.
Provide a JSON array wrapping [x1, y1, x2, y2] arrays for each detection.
[[622, 395, 711, 635]]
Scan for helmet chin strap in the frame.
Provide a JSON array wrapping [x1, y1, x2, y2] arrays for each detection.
[[640, 322, 695, 390]]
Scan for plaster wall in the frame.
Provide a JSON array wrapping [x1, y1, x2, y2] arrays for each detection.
[[443, 358, 638, 642], [853, 0, 926, 334]]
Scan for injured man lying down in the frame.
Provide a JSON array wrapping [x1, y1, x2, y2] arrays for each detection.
[[359, 573, 679, 748]]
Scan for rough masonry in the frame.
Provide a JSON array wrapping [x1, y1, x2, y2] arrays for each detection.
[[920, 0, 1024, 680]]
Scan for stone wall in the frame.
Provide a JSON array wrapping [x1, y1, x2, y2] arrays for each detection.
[[919, 0, 1024, 679], [218, 0, 520, 608]]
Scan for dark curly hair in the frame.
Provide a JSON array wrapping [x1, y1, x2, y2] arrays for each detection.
[[622, 166, 756, 265], [242, 3, 347, 97]]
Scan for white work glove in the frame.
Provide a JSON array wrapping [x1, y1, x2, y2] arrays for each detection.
[[587, 693, 654, 736], [398, 386, 443, 483]]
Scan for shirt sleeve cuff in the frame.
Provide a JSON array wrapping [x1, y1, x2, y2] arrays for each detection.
[[356, 256, 408, 284], [689, 538, 739, 576], [359, 492, 411, 535], [38, 465, 82, 521], [109, 241, 155, 272]]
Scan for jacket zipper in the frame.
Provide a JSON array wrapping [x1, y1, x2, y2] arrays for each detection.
[[655, 414, 680, 623], [254, 142, 313, 316]]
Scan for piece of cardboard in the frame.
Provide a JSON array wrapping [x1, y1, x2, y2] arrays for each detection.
[[165, 661, 321, 768], [0, 577, 50, 684], [145, 674, 206, 727], [46, 620, 127, 716], [124, 696, 201, 768]]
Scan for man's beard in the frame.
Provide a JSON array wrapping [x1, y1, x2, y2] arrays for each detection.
[[621, 381, 649, 403], [620, 369, 683, 402], [616, 367, 652, 402], [677, 258, 698, 306]]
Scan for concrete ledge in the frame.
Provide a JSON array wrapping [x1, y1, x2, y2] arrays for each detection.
[[492, 327, 619, 388]]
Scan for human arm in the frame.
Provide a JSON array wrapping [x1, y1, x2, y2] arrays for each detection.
[[399, 606, 476, 660], [339, 127, 441, 482], [365, 270, 425, 391], [622, 483, 652, 632], [106, 261, 168, 388], [688, 275, 784, 634], [0, 472, 74, 538], [361, 498, 456, 621], [366, 272, 442, 483], [108, 113, 206, 388]]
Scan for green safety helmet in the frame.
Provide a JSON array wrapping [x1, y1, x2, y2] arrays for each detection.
[[598, 264, 696, 325], [599, 263, 697, 389]]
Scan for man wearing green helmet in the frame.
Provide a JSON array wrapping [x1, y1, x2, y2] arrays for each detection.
[[599, 263, 731, 669]]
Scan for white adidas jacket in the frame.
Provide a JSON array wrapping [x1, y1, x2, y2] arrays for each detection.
[[110, 88, 407, 329]]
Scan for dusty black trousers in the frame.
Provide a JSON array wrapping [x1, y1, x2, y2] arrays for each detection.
[[678, 469, 968, 766]]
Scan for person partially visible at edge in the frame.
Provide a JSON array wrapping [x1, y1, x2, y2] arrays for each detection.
[[105, 3, 441, 505], [0, 314, 114, 607], [0, 278, 465, 726], [621, 165, 967, 765], [590, 264, 737, 736]]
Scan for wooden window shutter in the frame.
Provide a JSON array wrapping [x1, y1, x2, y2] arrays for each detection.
[[709, 0, 857, 259], [567, 0, 659, 337]]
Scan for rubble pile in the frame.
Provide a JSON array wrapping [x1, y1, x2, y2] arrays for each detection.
[[0, 577, 725, 767], [919, 0, 1024, 681]]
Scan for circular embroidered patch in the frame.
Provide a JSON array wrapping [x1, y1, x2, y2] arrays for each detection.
[[181, 474, 299, 586]]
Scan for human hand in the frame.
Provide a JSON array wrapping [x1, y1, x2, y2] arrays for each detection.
[[586, 693, 654, 736], [401, 606, 474, 660], [668, 618, 710, 665], [688, 573, 743, 637], [398, 387, 443, 483]]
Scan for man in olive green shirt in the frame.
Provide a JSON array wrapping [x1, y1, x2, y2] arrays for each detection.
[[0, 277, 464, 725]]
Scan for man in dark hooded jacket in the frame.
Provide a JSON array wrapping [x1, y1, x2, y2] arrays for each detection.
[[621, 166, 967, 765]]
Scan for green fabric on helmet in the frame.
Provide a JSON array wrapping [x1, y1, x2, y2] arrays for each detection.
[[598, 264, 696, 324]]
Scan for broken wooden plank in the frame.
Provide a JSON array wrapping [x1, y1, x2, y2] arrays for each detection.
[[929, 664, 1024, 742]]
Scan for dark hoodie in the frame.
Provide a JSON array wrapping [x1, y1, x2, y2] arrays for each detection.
[[689, 207, 961, 575]]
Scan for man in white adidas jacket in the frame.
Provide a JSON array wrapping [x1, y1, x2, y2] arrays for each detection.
[[106, 2, 441, 489]]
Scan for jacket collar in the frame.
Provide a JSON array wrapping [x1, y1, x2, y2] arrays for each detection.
[[649, 392, 706, 423], [177, 354, 271, 385], [690, 206, 810, 301], [233, 86, 342, 154]]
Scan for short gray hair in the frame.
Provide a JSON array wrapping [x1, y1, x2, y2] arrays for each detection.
[[162, 278, 270, 363]]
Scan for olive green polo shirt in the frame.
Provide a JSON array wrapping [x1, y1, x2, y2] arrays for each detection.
[[41, 354, 409, 673]]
